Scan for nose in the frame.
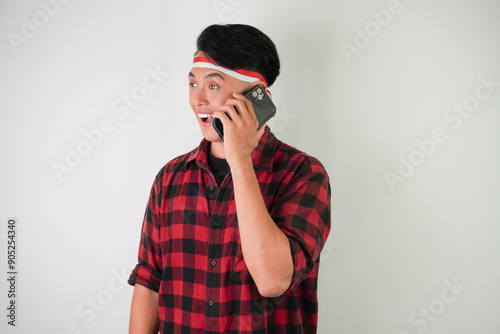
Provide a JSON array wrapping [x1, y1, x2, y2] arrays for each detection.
[[192, 86, 208, 107]]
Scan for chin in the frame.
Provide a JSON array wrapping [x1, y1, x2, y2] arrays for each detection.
[[200, 127, 222, 143]]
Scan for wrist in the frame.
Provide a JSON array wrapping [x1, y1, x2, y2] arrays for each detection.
[[228, 155, 254, 174]]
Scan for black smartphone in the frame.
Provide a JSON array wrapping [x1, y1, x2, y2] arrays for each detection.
[[213, 85, 276, 141]]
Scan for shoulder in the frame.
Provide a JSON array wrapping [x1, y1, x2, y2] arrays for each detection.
[[153, 146, 199, 184], [272, 137, 329, 178]]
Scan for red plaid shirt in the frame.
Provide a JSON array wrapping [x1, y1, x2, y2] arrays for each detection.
[[128, 126, 331, 333]]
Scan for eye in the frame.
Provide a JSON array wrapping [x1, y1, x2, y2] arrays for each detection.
[[189, 82, 197, 87], [209, 84, 218, 89]]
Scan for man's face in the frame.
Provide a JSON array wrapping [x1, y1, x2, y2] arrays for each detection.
[[188, 51, 249, 143]]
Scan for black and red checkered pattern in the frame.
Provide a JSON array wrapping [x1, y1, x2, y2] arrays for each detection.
[[128, 126, 331, 333]]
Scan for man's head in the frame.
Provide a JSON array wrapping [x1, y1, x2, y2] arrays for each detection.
[[195, 24, 280, 87], [189, 24, 280, 144]]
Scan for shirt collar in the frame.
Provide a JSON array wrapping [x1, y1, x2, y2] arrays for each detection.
[[185, 126, 277, 172]]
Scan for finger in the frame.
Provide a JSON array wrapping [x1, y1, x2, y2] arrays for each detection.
[[226, 96, 259, 130], [213, 109, 232, 126], [217, 105, 241, 125], [224, 98, 248, 119], [231, 93, 256, 121]]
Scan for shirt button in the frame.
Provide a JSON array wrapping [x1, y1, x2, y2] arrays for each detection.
[[211, 260, 217, 267], [209, 185, 215, 192], [208, 300, 214, 306], [213, 220, 220, 227]]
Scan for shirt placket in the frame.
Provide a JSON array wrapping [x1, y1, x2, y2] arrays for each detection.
[[205, 174, 231, 333]]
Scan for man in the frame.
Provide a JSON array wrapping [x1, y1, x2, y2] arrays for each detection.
[[128, 24, 331, 334]]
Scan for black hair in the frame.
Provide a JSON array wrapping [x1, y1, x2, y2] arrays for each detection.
[[195, 24, 280, 87]]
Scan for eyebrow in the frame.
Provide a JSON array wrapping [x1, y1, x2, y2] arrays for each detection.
[[188, 71, 225, 81]]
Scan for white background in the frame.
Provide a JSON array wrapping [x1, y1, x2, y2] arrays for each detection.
[[1, 0, 499, 333]]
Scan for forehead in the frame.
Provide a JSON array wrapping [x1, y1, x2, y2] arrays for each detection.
[[189, 52, 248, 87], [189, 66, 227, 80], [190, 51, 225, 79]]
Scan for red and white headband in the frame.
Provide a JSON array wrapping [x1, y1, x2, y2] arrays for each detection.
[[192, 56, 269, 89]]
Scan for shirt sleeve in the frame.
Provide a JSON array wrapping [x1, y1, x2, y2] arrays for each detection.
[[270, 159, 331, 292], [128, 174, 163, 293]]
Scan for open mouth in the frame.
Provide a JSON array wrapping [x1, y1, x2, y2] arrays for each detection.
[[198, 113, 214, 123]]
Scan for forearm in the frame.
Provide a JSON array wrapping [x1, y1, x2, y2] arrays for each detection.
[[129, 284, 159, 334], [230, 158, 294, 297]]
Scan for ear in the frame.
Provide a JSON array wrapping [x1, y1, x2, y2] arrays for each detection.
[[247, 81, 268, 91]]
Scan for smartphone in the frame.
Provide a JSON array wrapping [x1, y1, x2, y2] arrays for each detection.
[[213, 85, 276, 141]]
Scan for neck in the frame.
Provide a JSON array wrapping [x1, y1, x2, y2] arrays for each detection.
[[209, 141, 225, 159]]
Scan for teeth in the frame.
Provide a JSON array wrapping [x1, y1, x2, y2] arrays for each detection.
[[198, 113, 214, 118]]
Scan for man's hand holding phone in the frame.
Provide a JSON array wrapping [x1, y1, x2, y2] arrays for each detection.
[[213, 92, 266, 168], [212, 84, 276, 168]]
